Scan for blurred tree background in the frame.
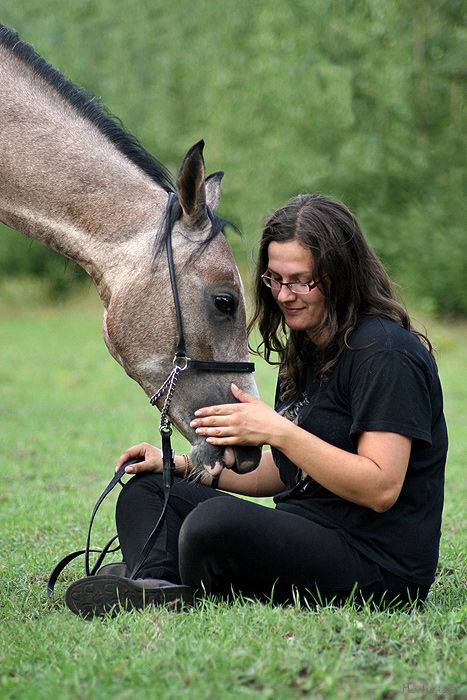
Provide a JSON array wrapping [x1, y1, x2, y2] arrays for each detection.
[[0, 0, 466, 314]]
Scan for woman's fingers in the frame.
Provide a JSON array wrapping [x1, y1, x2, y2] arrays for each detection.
[[195, 424, 234, 437], [190, 389, 286, 448], [116, 444, 145, 469], [115, 443, 163, 474], [192, 384, 260, 421], [191, 410, 241, 432]]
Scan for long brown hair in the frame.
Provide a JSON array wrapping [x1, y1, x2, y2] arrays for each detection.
[[248, 194, 433, 398]]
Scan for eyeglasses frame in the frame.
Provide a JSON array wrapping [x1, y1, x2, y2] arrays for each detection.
[[261, 270, 319, 294]]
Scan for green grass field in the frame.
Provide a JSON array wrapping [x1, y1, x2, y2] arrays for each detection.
[[0, 283, 466, 700]]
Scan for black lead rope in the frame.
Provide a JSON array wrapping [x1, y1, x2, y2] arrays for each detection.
[[46, 439, 173, 596], [128, 427, 174, 580], [46, 458, 141, 597]]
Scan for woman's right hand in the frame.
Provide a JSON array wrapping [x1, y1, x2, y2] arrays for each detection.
[[115, 442, 163, 474]]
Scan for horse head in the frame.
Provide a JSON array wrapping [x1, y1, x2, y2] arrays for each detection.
[[102, 142, 262, 477]]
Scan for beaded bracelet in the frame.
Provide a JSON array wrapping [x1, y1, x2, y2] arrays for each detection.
[[182, 454, 190, 479]]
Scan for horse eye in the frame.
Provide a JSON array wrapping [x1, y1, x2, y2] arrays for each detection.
[[214, 294, 236, 315]]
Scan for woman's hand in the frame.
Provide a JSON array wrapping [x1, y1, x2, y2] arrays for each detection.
[[190, 383, 288, 447], [115, 442, 163, 474]]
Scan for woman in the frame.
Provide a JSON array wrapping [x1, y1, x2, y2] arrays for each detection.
[[66, 194, 448, 617]]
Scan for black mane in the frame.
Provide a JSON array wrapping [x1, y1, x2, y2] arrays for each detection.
[[0, 24, 176, 193]]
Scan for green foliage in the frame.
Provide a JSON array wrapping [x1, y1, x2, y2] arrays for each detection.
[[0, 0, 466, 313], [0, 297, 466, 699]]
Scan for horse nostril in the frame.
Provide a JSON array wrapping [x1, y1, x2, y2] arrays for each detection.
[[205, 462, 224, 477]]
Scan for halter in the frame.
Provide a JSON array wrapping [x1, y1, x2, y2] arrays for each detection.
[[46, 192, 256, 593], [129, 193, 255, 579], [149, 191, 255, 431]]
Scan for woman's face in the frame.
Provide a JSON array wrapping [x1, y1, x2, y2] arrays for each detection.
[[267, 239, 326, 335]]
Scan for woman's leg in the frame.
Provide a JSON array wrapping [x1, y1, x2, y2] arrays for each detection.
[[115, 472, 235, 582], [65, 473, 234, 619], [179, 497, 429, 609]]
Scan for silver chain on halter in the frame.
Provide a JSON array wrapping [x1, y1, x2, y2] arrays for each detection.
[[149, 355, 188, 433]]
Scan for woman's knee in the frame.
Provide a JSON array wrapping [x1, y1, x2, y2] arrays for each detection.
[[179, 496, 236, 550]]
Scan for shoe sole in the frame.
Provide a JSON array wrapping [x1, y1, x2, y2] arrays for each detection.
[[65, 575, 194, 619]]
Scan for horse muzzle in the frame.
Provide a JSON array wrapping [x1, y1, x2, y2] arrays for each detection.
[[189, 442, 262, 477]]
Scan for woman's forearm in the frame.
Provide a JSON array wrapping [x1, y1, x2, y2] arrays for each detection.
[[189, 385, 411, 512]]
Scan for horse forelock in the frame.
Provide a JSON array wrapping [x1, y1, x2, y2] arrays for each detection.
[[151, 194, 242, 269], [0, 23, 176, 194]]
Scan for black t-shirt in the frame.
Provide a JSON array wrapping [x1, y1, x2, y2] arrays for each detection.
[[272, 315, 448, 585]]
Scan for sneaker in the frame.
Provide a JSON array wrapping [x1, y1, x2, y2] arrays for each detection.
[[65, 575, 194, 619]]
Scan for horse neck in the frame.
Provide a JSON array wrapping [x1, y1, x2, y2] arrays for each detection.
[[0, 43, 167, 306]]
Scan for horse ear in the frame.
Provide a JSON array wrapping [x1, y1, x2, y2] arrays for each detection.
[[205, 171, 224, 212], [177, 140, 206, 224]]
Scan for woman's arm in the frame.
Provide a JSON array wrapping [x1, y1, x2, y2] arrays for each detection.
[[272, 423, 411, 512], [191, 384, 411, 513], [202, 449, 286, 497]]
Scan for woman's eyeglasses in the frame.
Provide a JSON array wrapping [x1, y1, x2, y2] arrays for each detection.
[[261, 271, 319, 294]]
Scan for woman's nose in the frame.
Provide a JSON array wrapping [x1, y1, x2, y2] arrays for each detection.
[[276, 284, 297, 302]]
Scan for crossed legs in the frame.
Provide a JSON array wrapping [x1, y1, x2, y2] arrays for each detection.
[[115, 473, 429, 608]]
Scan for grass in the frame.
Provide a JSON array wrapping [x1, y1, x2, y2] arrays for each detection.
[[0, 282, 466, 700]]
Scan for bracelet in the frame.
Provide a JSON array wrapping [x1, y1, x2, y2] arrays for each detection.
[[182, 454, 190, 479], [211, 476, 220, 489]]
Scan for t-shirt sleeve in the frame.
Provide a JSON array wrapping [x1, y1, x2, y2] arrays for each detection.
[[349, 347, 433, 448]]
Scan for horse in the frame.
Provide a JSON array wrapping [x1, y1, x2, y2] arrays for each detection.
[[0, 24, 261, 477]]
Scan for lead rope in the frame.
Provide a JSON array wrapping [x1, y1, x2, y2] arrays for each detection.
[[48, 195, 186, 593], [46, 360, 186, 596], [149, 354, 187, 424], [130, 357, 187, 580]]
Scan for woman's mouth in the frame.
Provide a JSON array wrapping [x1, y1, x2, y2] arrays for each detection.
[[283, 306, 303, 315]]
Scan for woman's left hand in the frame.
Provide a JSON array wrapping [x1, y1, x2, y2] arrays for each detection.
[[190, 383, 286, 447]]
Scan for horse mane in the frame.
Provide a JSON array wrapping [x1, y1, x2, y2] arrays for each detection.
[[1, 24, 241, 260], [0, 24, 176, 194]]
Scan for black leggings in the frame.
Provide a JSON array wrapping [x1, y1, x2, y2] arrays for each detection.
[[116, 473, 429, 609]]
